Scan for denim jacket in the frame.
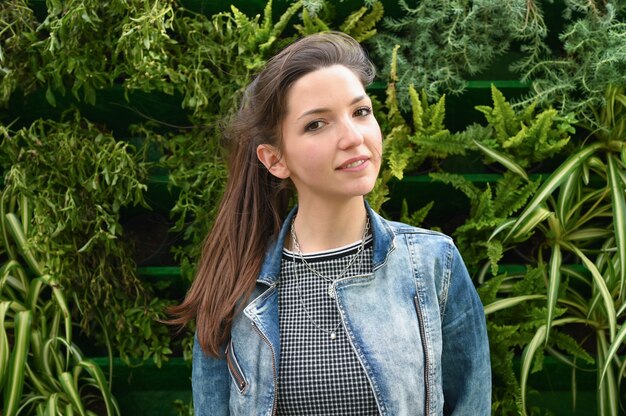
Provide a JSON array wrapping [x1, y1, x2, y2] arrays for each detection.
[[192, 205, 491, 415]]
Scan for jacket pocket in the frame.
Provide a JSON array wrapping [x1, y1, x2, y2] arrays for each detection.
[[226, 339, 248, 393]]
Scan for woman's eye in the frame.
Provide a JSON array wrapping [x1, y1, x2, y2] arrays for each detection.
[[354, 106, 372, 117], [305, 120, 324, 132]]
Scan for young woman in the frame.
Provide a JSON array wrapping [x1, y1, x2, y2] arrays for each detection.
[[169, 31, 491, 415]]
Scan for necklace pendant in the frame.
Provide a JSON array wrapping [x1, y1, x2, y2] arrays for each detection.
[[327, 284, 336, 299], [330, 332, 336, 340]]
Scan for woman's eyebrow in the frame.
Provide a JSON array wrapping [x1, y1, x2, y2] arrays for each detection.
[[297, 95, 368, 120]]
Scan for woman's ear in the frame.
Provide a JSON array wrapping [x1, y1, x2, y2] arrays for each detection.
[[256, 144, 290, 179]]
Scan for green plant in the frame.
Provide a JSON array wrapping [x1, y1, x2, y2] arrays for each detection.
[[478, 267, 594, 416], [136, 125, 228, 288], [473, 85, 574, 170], [408, 3, 626, 412], [486, 85, 626, 415], [1, 200, 119, 415], [0, 0, 39, 105], [167, 0, 305, 119], [0, 111, 174, 368], [0, 0, 186, 110], [0, 0, 189, 107], [367, 44, 465, 219], [431, 85, 574, 274], [515, 2, 626, 131], [367, 0, 548, 106], [293, 0, 383, 42]]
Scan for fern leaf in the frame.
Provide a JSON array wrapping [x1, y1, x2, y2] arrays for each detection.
[[528, 109, 555, 147], [261, 1, 303, 53], [453, 123, 493, 146], [504, 177, 541, 217], [429, 172, 481, 203], [501, 122, 527, 150], [529, 109, 571, 160], [400, 199, 433, 227], [385, 123, 411, 180], [489, 84, 518, 142], [354, 0, 384, 42], [519, 99, 538, 123], [427, 94, 447, 133], [387, 139, 412, 180], [486, 239, 504, 276], [230, 5, 252, 30], [295, 7, 330, 35], [387, 152, 409, 180], [476, 273, 507, 305], [340, 1, 384, 42], [476, 185, 496, 219], [339, 5, 367, 35], [414, 131, 464, 158], [261, 0, 273, 34], [410, 200, 434, 226], [389, 44, 399, 83], [384, 45, 405, 127], [551, 331, 595, 365], [409, 85, 424, 132], [492, 173, 524, 214]]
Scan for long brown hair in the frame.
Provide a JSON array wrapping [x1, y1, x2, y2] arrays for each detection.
[[168, 31, 376, 357]]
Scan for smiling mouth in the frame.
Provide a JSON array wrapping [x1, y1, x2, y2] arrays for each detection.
[[340, 159, 367, 169], [346, 160, 365, 168]]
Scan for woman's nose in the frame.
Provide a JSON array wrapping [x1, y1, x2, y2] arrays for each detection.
[[338, 118, 364, 148]]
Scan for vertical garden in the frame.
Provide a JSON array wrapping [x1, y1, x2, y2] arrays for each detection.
[[1, 0, 625, 414]]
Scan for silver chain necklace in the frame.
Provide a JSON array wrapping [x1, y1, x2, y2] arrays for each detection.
[[289, 214, 370, 340], [293, 272, 344, 340], [290, 214, 370, 299]]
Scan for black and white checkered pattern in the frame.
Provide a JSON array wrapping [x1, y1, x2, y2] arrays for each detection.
[[276, 236, 379, 415]]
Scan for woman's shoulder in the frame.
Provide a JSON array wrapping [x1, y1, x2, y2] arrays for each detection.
[[382, 218, 452, 242], [367, 206, 455, 253]]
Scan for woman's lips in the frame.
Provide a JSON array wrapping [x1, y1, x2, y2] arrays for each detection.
[[337, 157, 369, 170]]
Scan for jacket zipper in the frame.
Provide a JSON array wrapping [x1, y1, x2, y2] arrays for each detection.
[[252, 321, 278, 416], [225, 341, 247, 392], [414, 295, 431, 415]]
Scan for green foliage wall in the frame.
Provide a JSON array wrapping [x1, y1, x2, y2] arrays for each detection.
[[1, 0, 625, 415]]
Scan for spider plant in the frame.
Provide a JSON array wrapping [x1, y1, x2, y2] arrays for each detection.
[[1, 195, 119, 415], [489, 85, 626, 415]]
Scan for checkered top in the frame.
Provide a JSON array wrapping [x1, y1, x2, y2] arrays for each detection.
[[276, 236, 379, 415]]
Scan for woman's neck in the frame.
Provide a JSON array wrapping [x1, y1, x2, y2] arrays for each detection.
[[290, 198, 367, 253]]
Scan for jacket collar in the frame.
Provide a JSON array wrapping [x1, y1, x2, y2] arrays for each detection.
[[257, 201, 395, 286]]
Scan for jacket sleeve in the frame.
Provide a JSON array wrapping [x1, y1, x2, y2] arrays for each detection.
[[192, 333, 231, 416], [441, 244, 491, 416]]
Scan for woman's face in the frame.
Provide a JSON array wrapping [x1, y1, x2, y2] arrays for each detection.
[[263, 64, 382, 207]]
